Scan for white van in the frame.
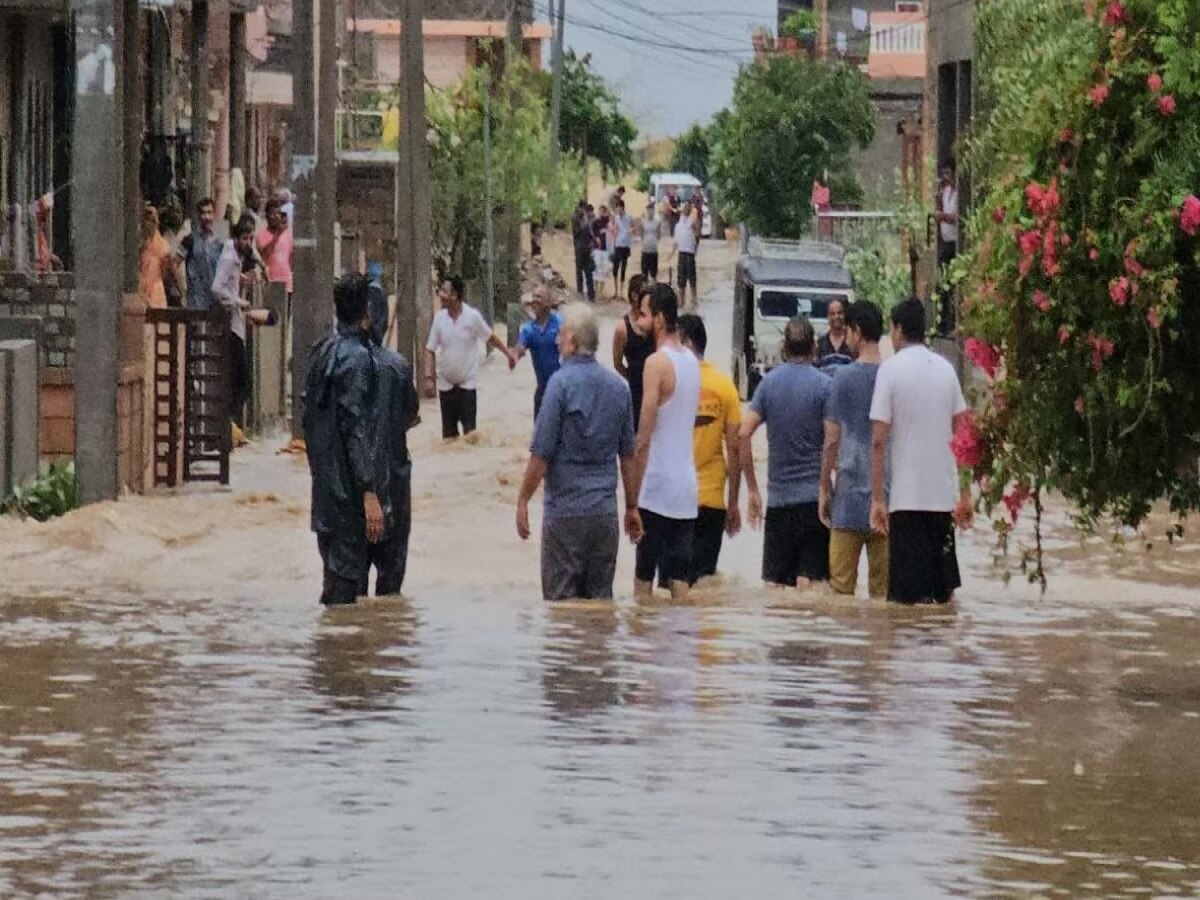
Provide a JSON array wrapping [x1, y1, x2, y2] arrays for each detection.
[[648, 172, 713, 238]]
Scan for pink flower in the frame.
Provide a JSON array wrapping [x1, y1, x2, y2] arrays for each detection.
[[1089, 334, 1115, 370], [950, 414, 984, 468], [1180, 195, 1200, 236], [1109, 276, 1130, 306], [1089, 247, 1100, 261], [1075, 396, 1086, 415], [1148, 307, 1161, 329], [1024, 179, 1061, 219], [1060, 232, 1072, 247], [1090, 83, 1110, 107], [1102, 0, 1127, 26], [992, 206, 1006, 224], [1017, 229, 1041, 277], [1159, 95, 1177, 116], [1124, 254, 1144, 277], [965, 338, 1001, 378], [1147, 72, 1163, 94], [1060, 128, 1074, 143], [1057, 326, 1072, 345], [1002, 485, 1031, 523], [1033, 290, 1050, 312], [1042, 222, 1061, 277]]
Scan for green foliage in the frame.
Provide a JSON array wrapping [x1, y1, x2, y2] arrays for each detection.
[[427, 60, 571, 280], [781, 9, 819, 38], [554, 51, 638, 179], [633, 164, 653, 194], [959, 0, 1200, 566], [670, 123, 714, 184], [845, 222, 910, 306], [3, 461, 76, 522], [710, 56, 874, 237]]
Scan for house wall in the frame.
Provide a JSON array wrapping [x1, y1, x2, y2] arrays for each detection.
[[852, 81, 924, 205]]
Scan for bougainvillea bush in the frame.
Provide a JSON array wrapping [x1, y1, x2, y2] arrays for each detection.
[[957, 0, 1200, 573]]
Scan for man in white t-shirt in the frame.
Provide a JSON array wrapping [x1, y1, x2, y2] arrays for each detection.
[[935, 159, 959, 335], [638, 201, 661, 280], [423, 275, 516, 439], [669, 203, 700, 310], [869, 297, 972, 604]]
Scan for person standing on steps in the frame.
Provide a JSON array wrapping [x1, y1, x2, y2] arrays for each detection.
[[631, 284, 701, 601], [423, 275, 516, 440], [870, 297, 973, 604], [516, 302, 642, 602], [303, 274, 385, 607], [612, 275, 654, 432], [740, 316, 832, 589], [515, 284, 562, 420], [820, 301, 888, 599]]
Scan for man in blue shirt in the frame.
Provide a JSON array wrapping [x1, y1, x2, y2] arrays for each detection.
[[740, 316, 832, 588], [515, 302, 642, 601], [515, 284, 562, 419]]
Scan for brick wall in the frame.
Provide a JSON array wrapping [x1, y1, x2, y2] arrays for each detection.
[[0, 271, 76, 368]]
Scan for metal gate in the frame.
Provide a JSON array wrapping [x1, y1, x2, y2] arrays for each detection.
[[146, 308, 231, 487]]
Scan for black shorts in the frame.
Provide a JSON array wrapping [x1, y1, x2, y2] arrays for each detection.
[[438, 387, 477, 439], [612, 246, 631, 267], [690, 506, 726, 584], [763, 502, 830, 585], [888, 511, 961, 603], [635, 508, 695, 586], [678, 251, 697, 291], [640, 251, 659, 278]]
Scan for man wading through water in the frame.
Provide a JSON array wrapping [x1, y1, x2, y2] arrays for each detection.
[[423, 275, 516, 440], [514, 284, 562, 420], [612, 274, 654, 432], [303, 275, 385, 606], [631, 284, 701, 601], [516, 303, 642, 601]]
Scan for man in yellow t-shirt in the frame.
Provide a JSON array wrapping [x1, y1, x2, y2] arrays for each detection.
[[678, 314, 742, 584]]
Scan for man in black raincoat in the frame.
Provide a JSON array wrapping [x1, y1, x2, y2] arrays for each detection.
[[362, 276, 420, 596], [303, 275, 385, 606]]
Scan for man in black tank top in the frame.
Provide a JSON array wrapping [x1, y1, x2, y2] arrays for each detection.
[[611, 275, 655, 431]]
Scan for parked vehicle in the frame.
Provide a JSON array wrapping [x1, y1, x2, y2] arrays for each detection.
[[732, 236, 854, 399], [648, 172, 712, 238]]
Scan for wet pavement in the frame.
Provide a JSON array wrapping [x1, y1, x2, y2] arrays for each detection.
[[3, 258, 1200, 896]]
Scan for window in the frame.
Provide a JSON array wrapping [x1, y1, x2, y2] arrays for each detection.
[[896, 1, 923, 11]]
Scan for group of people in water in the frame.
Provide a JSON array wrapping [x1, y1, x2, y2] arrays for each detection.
[[304, 265, 972, 608]]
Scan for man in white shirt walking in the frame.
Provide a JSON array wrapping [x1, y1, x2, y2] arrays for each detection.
[[609, 199, 634, 297], [869, 297, 973, 604], [630, 283, 701, 601], [423, 275, 516, 439], [669, 201, 700, 310], [639, 201, 661, 281], [211, 217, 256, 429]]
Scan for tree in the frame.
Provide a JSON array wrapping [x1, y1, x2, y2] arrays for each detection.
[[957, 0, 1200, 580], [710, 56, 874, 237], [552, 51, 638, 179], [670, 123, 713, 184]]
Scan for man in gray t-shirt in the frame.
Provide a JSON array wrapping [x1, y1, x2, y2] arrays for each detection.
[[740, 316, 832, 588], [820, 301, 888, 598]]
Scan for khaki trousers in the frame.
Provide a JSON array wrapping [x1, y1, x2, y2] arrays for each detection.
[[829, 529, 889, 599]]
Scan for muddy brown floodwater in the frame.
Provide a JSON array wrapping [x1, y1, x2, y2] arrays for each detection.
[[2, 254, 1200, 896]]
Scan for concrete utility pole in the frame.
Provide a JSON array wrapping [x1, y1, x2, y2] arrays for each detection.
[[395, 0, 433, 377], [482, 69, 495, 323], [289, 0, 317, 436], [317, 0, 338, 297], [229, 10, 247, 174], [493, 0, 528, 324], [189, 0, 211, 219], [546, 0, 565, 210], [72, 0, 126, 502]]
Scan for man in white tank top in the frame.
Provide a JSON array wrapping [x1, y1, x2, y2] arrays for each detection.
[[631, 283, 702, 600]]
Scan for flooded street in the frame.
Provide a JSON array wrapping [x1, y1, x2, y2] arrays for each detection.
[[3, 249, 1200, 896]]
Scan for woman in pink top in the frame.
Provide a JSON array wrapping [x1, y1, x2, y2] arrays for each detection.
[[256, 198, 294, 294]]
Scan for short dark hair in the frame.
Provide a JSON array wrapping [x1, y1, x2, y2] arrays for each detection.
[[891, 297, 926, 342], [677, 313, 707, 357], [334, 273, 369, 325], [617, 185, 625, 192], [647, 283, 679, 331], [197, 197, 214, 213], [628, 273, 647, 302], [245, 187, 262, 209], [783, 316, 815, 360], [265, 198, 282, 216], [232, 216, 255, 238], [443, 274, 464, 299], [846, 301, 883, 343]]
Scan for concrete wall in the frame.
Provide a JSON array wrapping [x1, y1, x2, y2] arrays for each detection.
[[0, 338, 39, 496], [337, 161, 396, 288], [853, 80, 924, 206], [0, 272, 76, 368]]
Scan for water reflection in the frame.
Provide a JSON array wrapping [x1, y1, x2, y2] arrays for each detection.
[[309, 599, 419, 709]]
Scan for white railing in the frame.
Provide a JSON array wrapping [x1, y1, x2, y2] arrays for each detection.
[[870, 21, 925, 55]]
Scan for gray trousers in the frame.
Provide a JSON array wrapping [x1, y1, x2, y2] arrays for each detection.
[[541, 513, 619, 601]]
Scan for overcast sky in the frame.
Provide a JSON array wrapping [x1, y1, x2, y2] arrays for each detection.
[[536, 0, 778, 140]]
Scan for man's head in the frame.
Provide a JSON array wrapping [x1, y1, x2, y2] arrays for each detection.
[[529, 283, 551, 320], [639, 282, 679, 340], [615, 199, 625, 214], [627, 273, 647, 307], [599, 205, 609, 219], [845, 300, 883, 355], [940, 158, 956, 186], [827, 298, 846, 335], [783, 316, 816, 361], [197, 198, 216, 233], [677, 313, 707, 359], [333, 273, 370, 326], [890, 297, 926, 346], [245, 187, 262, 213], [645, 201, 656, 219], [557, 301, 599, 359], [141, 204, 160, 239], [232, 216, 255, 254], [438, 275, 465, 309], [265, 198, 284, 231]]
